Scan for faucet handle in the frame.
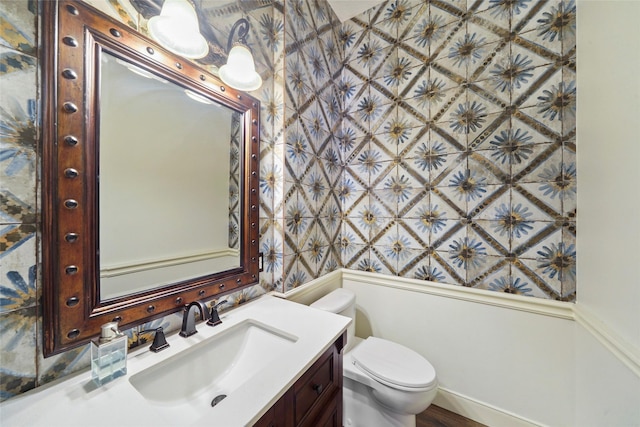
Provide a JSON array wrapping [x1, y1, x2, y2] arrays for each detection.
[[149, 327, 169, 352], [207, 300, 228, 327]]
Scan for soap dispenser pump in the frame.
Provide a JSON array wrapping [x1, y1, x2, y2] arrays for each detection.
[[90, 321, 128, 386]]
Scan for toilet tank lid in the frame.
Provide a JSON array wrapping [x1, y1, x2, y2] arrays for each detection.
[[352, 337, 437, 389], [310, 288, 355, 313]]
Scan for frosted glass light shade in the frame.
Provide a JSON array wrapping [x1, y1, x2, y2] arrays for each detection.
[[148, 0, 208, 59], [218, 44, 262, 91]]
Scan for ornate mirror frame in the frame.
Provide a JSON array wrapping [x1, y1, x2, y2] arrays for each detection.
[[42, 0, 261, 356]]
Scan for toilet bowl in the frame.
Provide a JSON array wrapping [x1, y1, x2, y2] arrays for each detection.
[[310, 289, 438, 427]]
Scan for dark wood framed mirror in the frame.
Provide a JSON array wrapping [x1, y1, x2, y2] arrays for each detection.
[[42, 0, 261, 356]]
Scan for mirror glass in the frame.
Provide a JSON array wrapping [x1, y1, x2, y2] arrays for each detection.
[[43, 0, 261, 356], [99, 53, 241, 300]]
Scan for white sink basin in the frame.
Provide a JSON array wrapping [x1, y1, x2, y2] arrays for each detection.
[[1, 295, 350, 427], [129, 319, 297, 406]]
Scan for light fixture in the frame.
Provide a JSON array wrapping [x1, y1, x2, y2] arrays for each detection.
[[148, 0, 208, 59], [218, 18, 262, 91], [184, 89, 214, 105], [115, 58, 168, 83]]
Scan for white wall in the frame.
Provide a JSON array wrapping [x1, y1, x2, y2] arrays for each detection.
[[290, 267, 640, 427], [575, 1, 640, 425], [341, 271, 575, 427], [574, 321, 640, 427], [576, 0, 640, 356]]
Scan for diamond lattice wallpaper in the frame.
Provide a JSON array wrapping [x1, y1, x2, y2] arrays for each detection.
[[279, 0, 576, 300]]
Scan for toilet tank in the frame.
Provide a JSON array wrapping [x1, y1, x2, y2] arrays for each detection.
[[310, 288, 356, 350]]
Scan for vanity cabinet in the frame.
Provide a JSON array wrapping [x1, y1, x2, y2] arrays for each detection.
[[255, 334, 344, 427], [0, 296, 351, 427]]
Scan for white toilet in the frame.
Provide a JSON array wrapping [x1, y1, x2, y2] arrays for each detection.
[[310, 288, 438, 427]]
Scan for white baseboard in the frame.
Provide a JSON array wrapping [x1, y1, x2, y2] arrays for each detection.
[[433, 387, 545, 427]]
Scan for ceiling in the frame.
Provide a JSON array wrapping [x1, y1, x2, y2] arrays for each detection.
[[325, 0, 384, 22]]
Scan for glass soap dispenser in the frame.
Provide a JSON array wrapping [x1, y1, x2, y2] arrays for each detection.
[[91, 321, 128, 386]]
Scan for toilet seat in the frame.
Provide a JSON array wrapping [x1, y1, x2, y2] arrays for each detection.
[[351, 337, 437, 391]]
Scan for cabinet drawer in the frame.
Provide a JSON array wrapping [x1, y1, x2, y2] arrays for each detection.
[[294, 348, 336, 425]]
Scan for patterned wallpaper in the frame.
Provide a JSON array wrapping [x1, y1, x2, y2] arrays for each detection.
[[278, 0, 577, 300], [0, 0, 576, 401], [1, 0, 40, 401], [228, 112, 242, 249]]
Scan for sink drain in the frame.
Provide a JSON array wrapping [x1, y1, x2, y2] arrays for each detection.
[[211, 394, 227, 408]]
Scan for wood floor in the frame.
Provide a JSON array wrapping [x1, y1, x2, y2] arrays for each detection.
[[417, 405, 488, 427]]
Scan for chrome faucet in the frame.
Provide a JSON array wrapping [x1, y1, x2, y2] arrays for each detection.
[[179, 301, 209, 337]]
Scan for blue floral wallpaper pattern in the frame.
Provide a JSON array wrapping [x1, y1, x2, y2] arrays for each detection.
[[228, 112, 242, 249], [278, 0, 576, 301]]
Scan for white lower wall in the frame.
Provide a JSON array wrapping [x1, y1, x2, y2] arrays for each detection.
[[574, 2, 640, 425], [283, 269, 640, 426], [574, 319, 640, 427], [341, 271, 575, 427], [576, 0, 640, 352]]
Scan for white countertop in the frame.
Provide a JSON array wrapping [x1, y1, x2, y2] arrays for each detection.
[[0, 295, 350, 427]]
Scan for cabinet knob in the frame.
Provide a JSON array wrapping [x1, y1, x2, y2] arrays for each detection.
[[312, 383, 323, 395]]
